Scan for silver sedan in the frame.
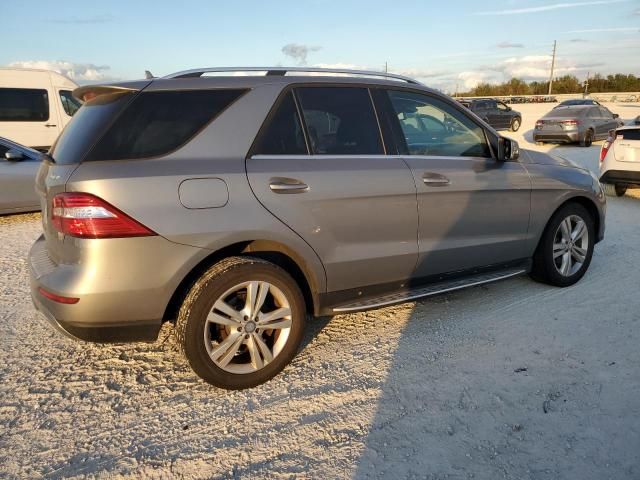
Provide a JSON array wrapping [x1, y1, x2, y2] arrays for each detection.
[[0, 137, 42, 214]]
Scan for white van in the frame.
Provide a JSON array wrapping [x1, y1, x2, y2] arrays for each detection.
[[0, 68, 80, 151]]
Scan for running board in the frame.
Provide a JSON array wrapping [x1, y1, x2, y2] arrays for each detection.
[[332, 268, 527, 313]]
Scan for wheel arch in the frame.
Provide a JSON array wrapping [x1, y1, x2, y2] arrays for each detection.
[[162, 239, 321, 323], [533, 195, 602, 255]]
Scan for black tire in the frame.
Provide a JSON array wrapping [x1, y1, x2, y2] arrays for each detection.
[[510, 117, 521, 132], [603, 183, 627, 197], [530, 203, 595, 287], [176, 256, 306, 389], [580, 129, 593, 147]]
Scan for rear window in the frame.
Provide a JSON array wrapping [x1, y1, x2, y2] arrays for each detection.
[[618, 129, 640, 140], [50, 91, 133, 164], [0, 88, 49, 122], [87, 89, 246, 161]]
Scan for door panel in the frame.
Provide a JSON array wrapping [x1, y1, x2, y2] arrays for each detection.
[[403, 156, 531, 277], [247, 155, 418, 291], [0, 157, 40, 210], [383, 89, 531, 279]]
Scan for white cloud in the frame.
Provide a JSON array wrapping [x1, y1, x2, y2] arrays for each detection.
[[6, 60, 112, 82], [475, 0, 629, 15], [564, 27, 640, 33], [497, 41, 525, 48]]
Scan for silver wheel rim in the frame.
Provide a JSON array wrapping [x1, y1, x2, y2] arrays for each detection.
[[513, 119, 520, 130], [204, 281, 292, 374], [553, 215, 589, 277]]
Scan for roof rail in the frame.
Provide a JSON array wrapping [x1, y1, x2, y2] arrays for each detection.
[[163, 67, 422, 85]]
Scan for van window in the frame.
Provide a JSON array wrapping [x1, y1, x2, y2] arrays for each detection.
[[59, 90, 81, 116], [88, 89, 246, 161], [252, 92, 307, 155], [295, 87, 384, 155], [0, 88, 49, 122]]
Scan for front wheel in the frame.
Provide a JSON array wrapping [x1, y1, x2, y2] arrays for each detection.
[[510, 117, 521, 132], [530, 203, 595, 287], [603, 183, 627, 197], [176, 256, 306, 389]]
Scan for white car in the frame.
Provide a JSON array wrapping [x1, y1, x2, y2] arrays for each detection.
[[0, 68, 80, 151], [600, 126, 640, 197]]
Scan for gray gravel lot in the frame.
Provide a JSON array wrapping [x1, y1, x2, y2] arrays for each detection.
[[1, 104, 639, 479]]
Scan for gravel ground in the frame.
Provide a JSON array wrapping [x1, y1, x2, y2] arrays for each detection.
[[1, 104, 639, 479]]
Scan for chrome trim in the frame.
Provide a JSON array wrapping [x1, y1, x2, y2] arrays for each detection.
[[163, 67, 422, 85], [332, 269, 527, 313]]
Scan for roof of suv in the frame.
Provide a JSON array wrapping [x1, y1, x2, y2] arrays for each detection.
[[73, 67, 440, 100]]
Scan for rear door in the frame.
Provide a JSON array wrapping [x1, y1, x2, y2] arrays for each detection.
[[246, 86, 419, 292], [599, 107, 619, 137], [380, 88, 531, 278]]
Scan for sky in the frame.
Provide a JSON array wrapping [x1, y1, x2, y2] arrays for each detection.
[[2, 0, 639, 92]]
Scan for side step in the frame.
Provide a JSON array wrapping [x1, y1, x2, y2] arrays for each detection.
[[332, 267, 527, 313]]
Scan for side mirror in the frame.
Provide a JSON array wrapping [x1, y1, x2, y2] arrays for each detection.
[[613, 113, 619, 119], [4, 149, 25, 161], [498, 137, 519, 161]]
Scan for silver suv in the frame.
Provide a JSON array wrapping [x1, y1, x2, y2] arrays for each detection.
[[29, 67, 606, 389]]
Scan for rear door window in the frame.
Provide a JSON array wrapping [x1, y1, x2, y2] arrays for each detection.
[[251, 92, 307, 155], [0, 88, 49, 121], [88, 89, 246, 161], [295, 87, 384, 155]]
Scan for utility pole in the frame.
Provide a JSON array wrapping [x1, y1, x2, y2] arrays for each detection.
[[548, 40, 557, 95], [384, 61, 388, 73], [584, 72, 590, 96]]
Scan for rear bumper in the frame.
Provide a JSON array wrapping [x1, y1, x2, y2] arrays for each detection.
[[28, 234, 206, 343], [533, 131, 580, 143], [600, 169, 640, 187]]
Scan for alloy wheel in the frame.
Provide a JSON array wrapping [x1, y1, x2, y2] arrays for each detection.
[[204, 281, 292, 374], [552, 215, 589, 277]]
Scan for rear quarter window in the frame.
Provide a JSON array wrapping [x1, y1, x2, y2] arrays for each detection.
[[87, 89, 246, 161], [0, 88, 49, 122], [618, 129, 640, 140]]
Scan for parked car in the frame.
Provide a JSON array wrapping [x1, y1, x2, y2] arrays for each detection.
[[0, 136, 41, 214], [534, 105, 621, 146], [29, 67, 605, 389], [553, 98, 600, 109], [458, 98, 521, 131], [0, 68, 80, 151], [599, 126, 640, 197], [634, 115, 640, 125]]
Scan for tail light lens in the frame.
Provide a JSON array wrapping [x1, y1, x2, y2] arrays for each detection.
[[600, 138, 614, 163], [561, 119, 580, 127], [38, 287, 80, 304], [51, 193, 156, 239]]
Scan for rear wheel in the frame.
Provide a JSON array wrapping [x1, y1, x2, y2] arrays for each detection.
[[603, 183, 627, 197], [580, 129, 593, 147], [530, 203, 595, 287], [510, 117, 521, 132], [176, 256, 306, 389]]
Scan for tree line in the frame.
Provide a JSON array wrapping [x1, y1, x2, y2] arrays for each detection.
[[458, 74, 640, 97]]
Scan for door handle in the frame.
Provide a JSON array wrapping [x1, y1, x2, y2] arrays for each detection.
[[422, 173, 451, 186], [269, 179, 309, 193], [44, 124, 57, 127]]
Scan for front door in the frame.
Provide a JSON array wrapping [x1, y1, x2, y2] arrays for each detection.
[[246, 86, 418, 293], [382, 89, 531, 279]]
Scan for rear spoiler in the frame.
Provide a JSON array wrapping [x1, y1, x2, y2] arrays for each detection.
[[72, 80, 152, 102]]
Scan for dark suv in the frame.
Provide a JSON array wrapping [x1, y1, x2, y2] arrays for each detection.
[[459, 98, 521, 132], [30, 67, 605, 389]]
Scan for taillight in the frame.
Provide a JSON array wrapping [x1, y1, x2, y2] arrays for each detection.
[[600, 138, 614, 162], [561, 119, 580, 127], [51, 193, 156, 239]]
